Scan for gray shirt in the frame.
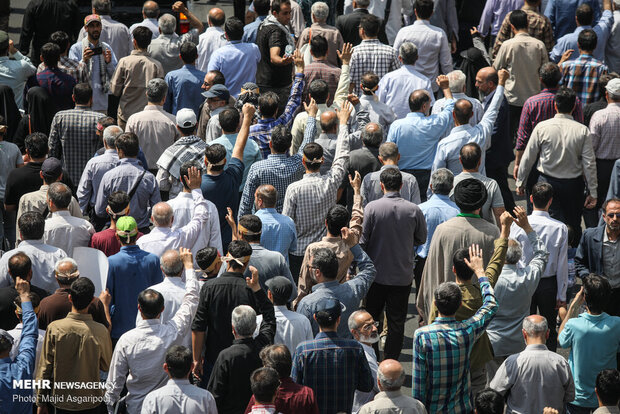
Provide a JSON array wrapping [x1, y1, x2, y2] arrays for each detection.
[[452, 171, 504, 225], [315, 132, 338, 176], [361, 165, 421, 207], [148, 30, 200, 75], [490, 343, 575, 414], [602, 230, 620, 287]]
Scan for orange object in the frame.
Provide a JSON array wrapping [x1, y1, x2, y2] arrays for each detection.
[[179, 12, 189, 34]]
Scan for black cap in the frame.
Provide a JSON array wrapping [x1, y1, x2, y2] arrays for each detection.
[[454, 178, 488, 212], [265, 276, 293, 304], [41, 157, 63, 182], [313, 297, 342, 324]]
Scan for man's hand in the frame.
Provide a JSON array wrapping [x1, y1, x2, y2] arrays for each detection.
[[15, 277, 30, 301], [225, 207, 238, 241], [184, 166, 202, 190], [347, 94, 360, 106], [516, 185, 525, 196], [513, 164, 520, 181], [172, 0, 188, 13], [349, 170, 361, 194], [436, 75, 450, 91], [336, 100, 353, 125], [192, 358, 203, 379], [8, 39, 17, 55], [556, 299, 567, 310], [37, 406, 49, 414], [584, 195, 597, 209], [104, 48, 112, 64], [180, 247, 193, 270], [98, 289, 111, 308], [246, 266, 261, 292], [337, 43, 353, 65], [82, 47, 94, 63], [543, 408, 559, 414], [470, 27, 481, 38], [293, 49, 304, 73], [559, 49, 575, 65], [450, 38, 457, 54], [499, 211, 514, 238], [242, 103, 256, 123], [341, 227, 356, 246], [498, 69, 509, 86], [304, 97, 318, 118], [513, 206, 533, 233], [464, 244, 485, 277]]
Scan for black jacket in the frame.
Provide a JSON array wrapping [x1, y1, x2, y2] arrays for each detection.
[[336, 9, 370, 46], [575, 225, 606, 280]]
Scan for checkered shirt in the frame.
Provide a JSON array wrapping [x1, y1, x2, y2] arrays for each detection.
[[413, 277, 498, 414], [48, 106, 103, 183], [493, 8, 555, 58], [249, 74, 305, 159], [303, 60, 341, 107], [349, 39, 401, 96], [37, 56, 87, 83], [282, 117, 350, 256], [560, 54, 609, 105], [156, 135, 207, 179]]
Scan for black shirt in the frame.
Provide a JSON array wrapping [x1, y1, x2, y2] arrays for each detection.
[[336, 9, 369, 46], [0, 284, 49, 330], [584, 99, 608, 127], [4, 161, 76, 207], [346, 146, 381, 210], [256, 23, 293, 89]]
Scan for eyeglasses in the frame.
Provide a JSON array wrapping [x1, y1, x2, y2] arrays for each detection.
[[607, 213, 620, 219], [360, 321, 379, 332]]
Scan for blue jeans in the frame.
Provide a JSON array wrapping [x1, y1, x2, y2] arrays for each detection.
[[566, 403, 596, 414]]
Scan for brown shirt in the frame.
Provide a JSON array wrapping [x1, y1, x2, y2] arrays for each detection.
[[37, 288, 109, 330], [37, 312, 112, 410], [297, 23, 344, 68]]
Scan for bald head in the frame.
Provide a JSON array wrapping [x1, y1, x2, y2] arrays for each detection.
[[453, 99, 473, 125], [475, 67, 498, 95], [255, 184, 277, 209], [161, 249, 183, 277], [362, 122, 383, 148], [152, 202, 173, 227], [377, 359, 405, 391], [522, 314, 548, 342], [320, 111, 338, 134], [409, 89, 431, 113], [208, 8, 225, 27], [143, 1, 159, 18]]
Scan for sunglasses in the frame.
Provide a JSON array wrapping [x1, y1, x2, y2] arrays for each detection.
[[607, 213, 620, 219]]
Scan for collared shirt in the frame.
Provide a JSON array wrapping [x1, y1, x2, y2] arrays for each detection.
[[106, 274, 199, 414], [0, 51, 36, 109], [255, 208, 297, 262], [292, 330, 375, 414], [376, 65, 433, 121], [490, 343, 575, 413], [42, 211, 94, 257], [517, 114, 598, 197], [559, 312, 620, 407], [37, 312, 112, 411], [393, 20, 452, 93], [432, 93, 484, 128], [511, 211, 568, 299], [0, 140, 23, 200], [208, 41, 262, 98], [249, 405, 278, 414], [416, 194, 459, 258], [560, 54, 609, 105], [302, 60, 341, 107], [602, 229, 620, 283], [452, 172, 505, 224], [589, 103, 620, 160], [164, 64, 206, 115], [349, 39, 401, 96], [125, 104, 180, 168], [296, 245, 376, 338], [362, 165, 421, 206], [242, 15, 267, 43], [387, 100, 455, 170], [358, 94, 396, 133], [353, 342, 379, 413], [358, 390, 427, 414], [148, 30, 200, 75], [516, 88, 584, 151], [141, 378, 217, 414], [487, 231, 549, 356], [250, 74, 305, 159], [77, 149, 119, 211], [551, 11, 614, 63], [282, 123, 350, 256], [36, 67, 76, 111], [255, 305, 314, 354], [106, 245, 162, 339], [493, 33, 549, 106], [493, 6, 555, 59], [37, 287, 109, 330], [211, 133, 262, 191], [196, 26, 227, 72], [78, 15, 133, 59], [37, 56, 87, 83], [69, 40, 118, 112], [168, 191, 223, 256], [89, 228, 144, 257], [606, 10, 620, 73], [361, 192, 426, 286], [129, 18, 160, 39], [239, 244, 297, 298], [245, 376, 319, 414], [413, 277, 498, 414], [315, 133, 339, 175], [298, 23, 344, 67], [95, 158, 161, 229], [48, 105, 102, 183], [478, 0, 524, 36], [8, 322, 46, 372], [545, 0, 602, 39]]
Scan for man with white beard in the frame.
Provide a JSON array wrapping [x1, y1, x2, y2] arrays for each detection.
[[349, 310, 380, 413]]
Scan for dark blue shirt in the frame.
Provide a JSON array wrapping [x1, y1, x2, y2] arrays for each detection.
[[483, 89, 514, 170], [37, 67, 77, 111], [163, 64, 206, 116]]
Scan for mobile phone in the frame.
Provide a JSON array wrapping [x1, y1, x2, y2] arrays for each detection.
[[91, 46, 103, 55]]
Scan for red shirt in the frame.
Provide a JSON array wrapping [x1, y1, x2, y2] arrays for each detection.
[[245, 377, 319, 414], [89, 228, 143, 257]]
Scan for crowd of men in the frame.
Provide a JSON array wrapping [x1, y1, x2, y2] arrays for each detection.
[[1, 0, 620, 412]]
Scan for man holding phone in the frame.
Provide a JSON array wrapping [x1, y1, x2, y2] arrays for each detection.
[[69, 14, 118, 114]]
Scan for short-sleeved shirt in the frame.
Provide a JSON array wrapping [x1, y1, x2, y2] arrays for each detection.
[[0, 141, 23, 200], [256, 24, 293, 88], [452, 172, 504, 225]]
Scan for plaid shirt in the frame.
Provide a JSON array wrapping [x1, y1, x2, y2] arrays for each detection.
[[282, 117, 350, 256], [589, 103, 620, 160], [516, 88, 584, 151], [303, 60, 341, 107], [560, 54, 609, 105], [413, 277, 498, 414], [36, 67, 77, 111], [48, 106, 103, 183], [493, 7, 555, 58], [249, 74, 305, 159], [350, 39, 401, 96], [156, 135, 207, 179], [292, 331, 374, 414], [37, 56, 87, 83]]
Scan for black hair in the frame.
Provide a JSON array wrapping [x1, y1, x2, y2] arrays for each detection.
[[311, 247, 338, 280], [271, 0, 291, 13], [576, 3, 593, 26], [531, 182, 553, 209], [8, 252, 31, 281], [227, 240, 253, 270], [454, 99, 473, 125], [578, 28, 597, 52], [41, 42, 61, 68], [205, 143, 227, 171], [73, 83, 93, 105], [50, 31, 70, 52], [460, 143, 482, 170], [179, 41, 198, 64], [258, 92, 279, 118], [380, 167, 402, 192], [259, 344, 292, 378], [596, 369, 620, 406], [360, 14, 380, 37], [251, 367, 280, 404], [107, 191, 130, 220], [18, 212, 45, 240], [310, 35, 328, 58], [409, 90, 431, 112], [225, 17, 244, 41], [509, 9, 528, 30], [475, 389, 504, 414], [219, 108, 240, 133], [208, 70, 226, 85], [361, 72, 379, 95], [271, 125, 292, 153], [14, 292, 41, 311], [434, 282, 462, 316], [308, 79, 329, 104], [583, 274, 611, 314], [24, 132, 49, 158], [179, 160, 202, 190], [326, 205, 350, 236], [555, 87, 577, 114], [415, 0, 434, 19], [452, 248, 474, 281], [98, 116, 115, 130], [196, 247, 219, 271], [302, 143, 324, 171], [254, 0, 271, 15], [115, 132, 140, 157], [138, 288, 165, 318], [539, 62, 562, 88], [165, 345, 193, 379], [69, 277, 95, 311], [133, 26, 153, 49], [239, 214, 262, 243]]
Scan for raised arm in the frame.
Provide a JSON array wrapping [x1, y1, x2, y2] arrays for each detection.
[[232, 104, 256, 162], [169, 249, 200, 336], [296, 98, 319, 156], [463, 244, 498, 338], [177, 168, 210, 247], [485, 211, 512, 286], [333, 44, 352, 108], [247, 266, 276, 348], [15, 278, 37, 376], [172, 1, 204, 33]]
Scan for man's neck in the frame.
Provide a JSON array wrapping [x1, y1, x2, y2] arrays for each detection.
[[606, 226, 620, 241], [361, 36, 378, 41], [382, 160, 398, 166], [206, 168, 223, 176], [71, 307, 89, 314], [526, 338, 546, 345], [30, 157, 46, 163], [533, 207, 549, 213], [514, 30, 529, 35], [462, 168, 479, 174], [319, 327, 337, 333], [87, 37, 100, 46]]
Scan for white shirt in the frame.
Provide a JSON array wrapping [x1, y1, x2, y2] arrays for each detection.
[[167, 191, 223, 256], [0, 239, 67, 293], [393, 20, 453, 92], [8, 323, 46, 372], [353, 343, 379, 414], [141, 378, 217, 414], [432, 92, 484, 128], [255, 305, 313, 353], [196, 26, 227, 72], [42, 211, 94, 257], [137, 189, 209, 257], [510, 210, 569, 301], [129, 18, 160, 40], [105, 271, 199, 414], [376, 65, 434, 120]]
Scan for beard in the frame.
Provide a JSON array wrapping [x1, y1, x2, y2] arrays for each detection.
[[360, 332, 380, 344], [90, 31, 101, 41]]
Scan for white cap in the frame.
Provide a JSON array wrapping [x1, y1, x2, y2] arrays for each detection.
[[606, 78, 620, 96], [176, 108, 197, 128]]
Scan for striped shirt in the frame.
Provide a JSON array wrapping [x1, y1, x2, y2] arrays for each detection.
[[349, 39, 401, 96], [560, 54, 608, 105]]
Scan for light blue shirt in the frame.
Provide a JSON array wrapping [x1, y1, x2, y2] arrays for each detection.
[[242, 15, 267, 43], [550, 10, 614, 63], [211, 133, 262, 191], [545, 0, 602, 39], [76, 149, 120, 212], [558, 312, 620, 407], [377, 65, 435, 120], [416, 194, 459, 258], [255, 208, 297, 264], [387, 100, 455, 170], [207, 41, 261, 98], [69, 40, 118, 112], [0, 51, 36, 109], [163, 64, 206, 116]]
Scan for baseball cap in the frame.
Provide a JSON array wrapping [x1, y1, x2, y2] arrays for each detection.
[[41, 157, 63, 182], [606, 78, 620, 96], [0, 31, 8, 50], [265, 276, 293, 304], [84, 14, 101, 26], [116, 216, 138, 242], [202, 84, 230, 101], [313, 297, 342, 324], [176, 108, 197, 128]]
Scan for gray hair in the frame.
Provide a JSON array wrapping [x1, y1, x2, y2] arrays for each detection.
[[377, 367, 406, 391], [506, 239, 523, 264], [347, 310, 368, 331], [232, 305, 257, 337], [48, 182, 72, 209], [447, 70, 467, 93], [430, 168, 454, 196], [160, 250, 183, 277], [378, 142, 399, 161], [355, 0, 370, 7], [311, 2, 329, 22], [158, 13, 177, 35], [54, 258, 78, 275], [522, 316, 548, 337], [152, 202, 173, 227], [103, 125, 123, 148], [147, 78, 168, 103], [399, 42, 418, 65], [92, 0, 111, 15], [361, 124, 383, 148]]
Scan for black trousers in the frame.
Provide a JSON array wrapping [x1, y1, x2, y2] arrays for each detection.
[[486, 165, 516, 213], [365, 282, 412, 360], [530, 276, 558, 352], [538, 174, 585, 242], [414, 256, 426, 295], [289, 253, 304, 286], [402, 169, 430, 202], [509, 105, 523, 144], [583, 158, 616, 228]]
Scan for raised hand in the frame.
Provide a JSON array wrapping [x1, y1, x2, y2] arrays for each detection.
[[337, 43, 353, 65], [464, 244, 484, 277], [304, 97, 318, 118]]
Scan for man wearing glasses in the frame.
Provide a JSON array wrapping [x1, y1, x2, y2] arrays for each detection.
[[349, 310, 380, 413]]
